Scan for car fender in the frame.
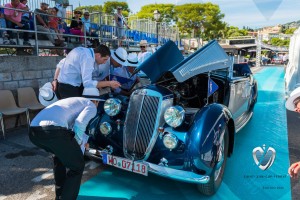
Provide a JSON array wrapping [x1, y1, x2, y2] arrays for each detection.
[[187, 103, 235, 174]]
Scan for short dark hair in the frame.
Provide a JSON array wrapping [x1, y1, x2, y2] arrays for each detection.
[[94, 44, 111, 57]]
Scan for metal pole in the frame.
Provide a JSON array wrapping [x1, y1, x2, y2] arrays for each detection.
[[256, 31, 262, 68], [33, 12, 39, 56], [156, 22, 159, 45], [99, 12, 102, 43], [83, 21, 87, 46], [206, 71, 211, 105]]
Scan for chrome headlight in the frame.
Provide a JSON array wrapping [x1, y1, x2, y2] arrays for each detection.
[[104, 98, 121, 116], [100, 122, 112, 136], [164, 106, 185, 128], [163, 133, 178, 150]]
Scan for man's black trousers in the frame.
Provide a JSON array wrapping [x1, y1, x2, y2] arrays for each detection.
[[29, 126, 84, 200], [57, 82, 83, 99]]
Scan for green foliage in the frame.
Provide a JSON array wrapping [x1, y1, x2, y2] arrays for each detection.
[[270, 38, 290, 47], [75, 5, 102, 13], [136, 4, 175, 23], [225, 26, 248, 38], [74, 5, 103, 24], [103, 1, 130, 17], [284, 28, 297, 34], [174, 3, 225, 40]]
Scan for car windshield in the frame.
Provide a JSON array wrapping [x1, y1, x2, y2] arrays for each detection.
[[210, 68, 228, 77]]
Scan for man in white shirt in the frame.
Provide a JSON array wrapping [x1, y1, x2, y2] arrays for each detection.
[[55, 0, 68, 20], [138, 40, 152, 63], [56, 44, 121, 99], [29, 88, 101, 200]]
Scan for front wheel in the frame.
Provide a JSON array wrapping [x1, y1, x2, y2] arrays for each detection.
[[197, 126, 229, 195]]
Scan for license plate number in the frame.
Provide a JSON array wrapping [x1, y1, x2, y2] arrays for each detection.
[[102, 154, 148, 176]]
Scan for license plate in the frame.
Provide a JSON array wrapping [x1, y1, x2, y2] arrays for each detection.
[[102, 153, 148, 176]]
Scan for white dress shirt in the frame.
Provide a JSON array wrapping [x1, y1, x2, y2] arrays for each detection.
[[58, 47, 98, 88], [56, 58, 66, 69], [92, 59, 110, 81], [31, 97, 97, 144], [138, 51, 152, 63]]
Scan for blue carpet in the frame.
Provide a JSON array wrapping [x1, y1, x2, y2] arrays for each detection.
[[78, 67, 291, 200]]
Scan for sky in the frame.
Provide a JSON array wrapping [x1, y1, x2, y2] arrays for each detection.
[[70, 0, 300, 28]]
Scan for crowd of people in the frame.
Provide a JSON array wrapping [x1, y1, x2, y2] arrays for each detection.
[[0, 0, 108, 47]]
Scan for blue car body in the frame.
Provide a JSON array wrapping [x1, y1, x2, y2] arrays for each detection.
[[86, 40, 257, 195]]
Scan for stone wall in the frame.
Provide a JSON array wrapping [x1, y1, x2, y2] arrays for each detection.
[[0, 56, 64, 133], [0, 56, 63, 92]]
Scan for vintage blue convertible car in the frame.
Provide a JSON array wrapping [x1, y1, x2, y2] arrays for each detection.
[[85, 40, 257, 195]]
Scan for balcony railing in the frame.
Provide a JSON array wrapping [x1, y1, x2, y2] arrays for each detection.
[[0, 6, 179, 56]]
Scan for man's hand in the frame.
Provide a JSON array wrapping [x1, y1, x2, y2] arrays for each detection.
[[52, 80, 58, 91], [16, 22, 24, 28], [109, 81, 121, 89], [288, 162, 300, 179]]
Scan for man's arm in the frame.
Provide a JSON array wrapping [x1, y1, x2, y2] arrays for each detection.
[[52, 67, 60, 91], [73, 101, 97, 145], [96, 80, 120, 89], [20, 6, 29, 11], [80, 53, 99, 88], [35, 10, 48, 27], [4, 15, 23, 27], [123, 18, 130, 29]]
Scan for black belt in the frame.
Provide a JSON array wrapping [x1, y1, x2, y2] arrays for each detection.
[[30, 126, 75, 138], [58, 82, 82, 88], [30, 125, 68, 132]]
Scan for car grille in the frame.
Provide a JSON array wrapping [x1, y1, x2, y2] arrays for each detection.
[[123, 91, 160, 160]]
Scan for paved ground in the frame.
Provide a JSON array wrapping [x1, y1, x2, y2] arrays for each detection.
[[0, 127, 104, 200]]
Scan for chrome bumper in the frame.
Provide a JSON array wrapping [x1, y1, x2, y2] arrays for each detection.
[[85, 148, 210, 184]]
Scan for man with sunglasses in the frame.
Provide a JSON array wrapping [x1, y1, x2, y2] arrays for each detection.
[[286, 87, 300, 178], [81, 11, 98, 46], [138, 40, 152, 64]]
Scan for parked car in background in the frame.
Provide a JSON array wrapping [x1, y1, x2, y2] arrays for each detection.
[[85, 40, 258, 195], [271, 56, 284, 65]]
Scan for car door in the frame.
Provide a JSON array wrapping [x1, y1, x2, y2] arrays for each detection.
[[227, 64, 253, 129]]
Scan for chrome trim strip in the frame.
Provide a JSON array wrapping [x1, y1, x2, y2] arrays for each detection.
[[132, 94, 145, 157], [123, 89, 162, 160], [235, 111, 253, 133], [85, 148, 210, 184], [202, 113, 224, 147]]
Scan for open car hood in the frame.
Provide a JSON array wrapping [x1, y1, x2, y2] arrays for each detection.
[[137, 40, 231, 83]]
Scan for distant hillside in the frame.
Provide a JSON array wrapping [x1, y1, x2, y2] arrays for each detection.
[[282, 20, 300, 28]]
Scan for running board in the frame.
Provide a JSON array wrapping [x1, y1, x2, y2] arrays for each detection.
[[235, 111, 253, 133]]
